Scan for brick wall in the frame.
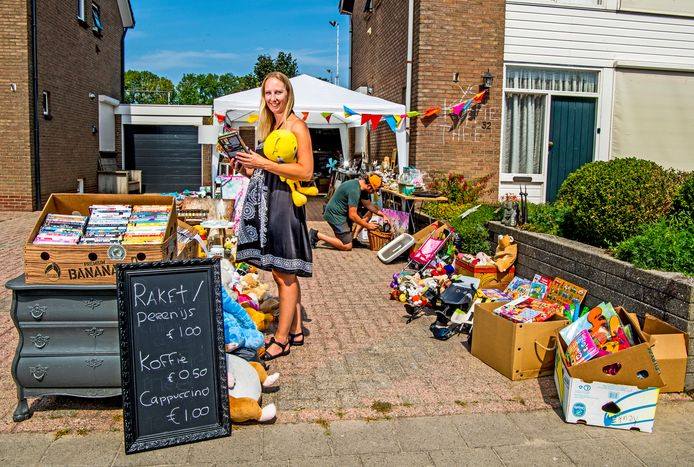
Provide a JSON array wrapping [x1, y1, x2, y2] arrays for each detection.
[[36, 0, 123, 203], [348, 0, 505, 199], [349, 0, 408, 163], [488, 221, 694, 390], [0, 0, 35, 211]]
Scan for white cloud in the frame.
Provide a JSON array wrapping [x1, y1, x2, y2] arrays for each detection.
[[128, 49, 240, 72]]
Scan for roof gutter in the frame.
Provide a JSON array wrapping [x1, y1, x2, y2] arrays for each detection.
[[30, 0, 41, 210]]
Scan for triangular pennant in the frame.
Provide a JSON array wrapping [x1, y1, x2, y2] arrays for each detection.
[[422, 106, 441, 118], [247, 114, 259, 123], [462, 99, 473, 113], [369, 114, 383, 128], [214, 113, 226, 123], [344, 105, 358, 117], [384, 115, 397, 132], [301, 112, 309, 121], [321, 112, 332, 123], [406, 111, 420, 118], [361, 114, 371, 126], [472, 89, 488, 103], [451, 102, 466, 116], [393, 115, 402, 127]]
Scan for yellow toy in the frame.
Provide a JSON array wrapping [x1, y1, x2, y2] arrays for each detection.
[[263, 129, 318, 207], [192, 225, 208, 258], [493, 234, 518, 273], [227, 354, 278, 423]]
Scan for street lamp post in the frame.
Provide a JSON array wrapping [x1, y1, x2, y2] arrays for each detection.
[[329, 20, 339, 85]]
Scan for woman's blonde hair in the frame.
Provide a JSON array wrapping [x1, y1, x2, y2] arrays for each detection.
[[257, 71, 295, 142]]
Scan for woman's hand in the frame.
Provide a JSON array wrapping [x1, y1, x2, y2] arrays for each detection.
[[236, 150, 270, 170]]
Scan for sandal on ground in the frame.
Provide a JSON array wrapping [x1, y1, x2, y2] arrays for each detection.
[[261, 337, 290, 361], [289, 332, 304, 346]]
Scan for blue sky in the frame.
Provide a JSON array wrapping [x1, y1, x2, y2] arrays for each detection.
[[125, 1, 351, 86]]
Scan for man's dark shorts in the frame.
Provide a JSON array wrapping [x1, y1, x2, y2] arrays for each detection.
[[328, 221, 353, 245]]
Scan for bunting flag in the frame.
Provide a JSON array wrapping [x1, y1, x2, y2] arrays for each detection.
[[360, 114, 382, 128], [473, 89, 488, 103], [406, 111, 420, 118], [343, 105, 358, 117], [384, 115, 397, 132], [214, 113, 226, 124], [393, 114, 402, 127], [301, 112, 309, 121], [247, 114, 259, 124], [321, 112, 332, 123], [422, 106, 441, 118], [451, 101, 466, 116]]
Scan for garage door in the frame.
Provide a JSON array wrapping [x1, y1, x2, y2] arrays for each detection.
[[124, 125, 201, 193]]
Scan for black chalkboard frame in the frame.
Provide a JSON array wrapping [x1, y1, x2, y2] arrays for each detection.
[[116, 258, 230, 454]]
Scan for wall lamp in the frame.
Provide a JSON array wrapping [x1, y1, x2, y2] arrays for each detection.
[[481, 69, 494, 89]]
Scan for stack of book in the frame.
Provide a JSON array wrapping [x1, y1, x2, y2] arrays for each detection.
[[122, 205, 171, 245], [33, 214, 87, 245], [80, 205, 132, 245]]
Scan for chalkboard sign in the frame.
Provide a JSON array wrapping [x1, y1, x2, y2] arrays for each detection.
[[116, 259, 230, 454]]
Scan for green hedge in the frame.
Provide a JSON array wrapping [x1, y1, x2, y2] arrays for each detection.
[[523, 203, 570, 237], [421, 202, 498, 255]]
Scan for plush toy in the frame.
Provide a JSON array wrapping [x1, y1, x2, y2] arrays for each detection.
[[493, 235, 517, 273], [192, 225, 208, 258], [227, 354, 278, 423], [263, 129, 318, 207], [222, 288, 264, 353]]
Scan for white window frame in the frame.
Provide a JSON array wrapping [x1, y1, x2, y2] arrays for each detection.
[[77, 0, 86, 21], [505, 0, 617, 9], [91, 2, 103, 33], [499, 63, 602, 200]]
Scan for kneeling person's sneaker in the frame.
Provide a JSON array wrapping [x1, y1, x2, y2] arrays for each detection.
[[309, 228, 319, 248]]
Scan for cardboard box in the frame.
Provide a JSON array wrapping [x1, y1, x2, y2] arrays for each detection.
[[471, 302, 569, 380], [554, 349, 661, 432], [176, 220, 200, 260], [557, 307, 664, 389], [455, 256, 515, 289], [25, 194, 177, 285], [639, 314, 688, 393]]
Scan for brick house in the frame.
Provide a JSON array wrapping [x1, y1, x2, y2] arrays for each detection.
[[0, 0, 134, 211], [340, 1, 694, 203]]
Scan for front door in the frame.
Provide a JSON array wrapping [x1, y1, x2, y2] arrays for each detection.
[[546, 97, 597, 202]]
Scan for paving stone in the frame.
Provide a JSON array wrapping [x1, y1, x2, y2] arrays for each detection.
[[39, 433, 121, 466], [558, 437, 642, 466], [450, 413, 527, 448], [508, 410, 589, 442], [429, 447, 504, 466], [112, 442, 191, 466], [392, 416, 464, 452], [188, 427, 262, 463], [0, 432, 53, 465], [493, 443, 574, 466], [288, 455, 362, 467], [262, 423, 331, 460], [361, 451, 433, 466], [329, 419, 401, 455], [612, 430, 694, 465]]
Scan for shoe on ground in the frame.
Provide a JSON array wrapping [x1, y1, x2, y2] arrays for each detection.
[[309, 228, 318, 248]]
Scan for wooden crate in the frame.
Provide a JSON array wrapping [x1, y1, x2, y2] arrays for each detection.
[[25, 194, 177, 285]]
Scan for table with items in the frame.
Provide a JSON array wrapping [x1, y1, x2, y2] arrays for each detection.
[[380, 187, 448, 232]]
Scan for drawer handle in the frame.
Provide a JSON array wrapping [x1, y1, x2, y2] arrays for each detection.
[[84, 327, 104, 338], [29, 304, 47, 320], [83, 299, 103, 310], [85, 358, 103, 369], [29, 364, 48, 381], [30, 333, 50, 349]]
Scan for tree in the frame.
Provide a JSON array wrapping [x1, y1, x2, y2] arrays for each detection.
[[124, 70, 174, 104], [174, 73, 245, 105], [252, 52, 299, 83]]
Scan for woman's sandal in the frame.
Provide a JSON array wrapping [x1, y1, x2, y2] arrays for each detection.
[[289, 332, 304, 347], [261, 337, 291, 361]]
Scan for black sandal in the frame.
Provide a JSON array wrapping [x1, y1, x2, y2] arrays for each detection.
[[289, 332, 304, 346], [261, 337, 290, 361]]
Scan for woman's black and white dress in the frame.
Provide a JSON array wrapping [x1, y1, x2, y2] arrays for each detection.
[[235, 143, 313, 277]]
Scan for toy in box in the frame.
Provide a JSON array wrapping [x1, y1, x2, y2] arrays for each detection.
[[455, 255, 515, 289]]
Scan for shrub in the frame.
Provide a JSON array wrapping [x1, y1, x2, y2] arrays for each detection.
[[429, 172, 493, 205], [449, 204, 499, 255], [420, 202, 469, 222], [523, 203, 570, 237], [613, 214, 694, 276], [556, 158, 681, 247], [671, 174, 694, 219]]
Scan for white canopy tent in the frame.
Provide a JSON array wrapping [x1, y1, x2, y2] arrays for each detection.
[[211, 74, 408, 177]]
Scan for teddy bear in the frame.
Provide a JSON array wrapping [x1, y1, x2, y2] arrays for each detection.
[[222, 287, 264, 353], [220, 259, 275, 331], [493, 234, 517, 273], [227, 353, 279, 423], [263, 129, 318, 207]]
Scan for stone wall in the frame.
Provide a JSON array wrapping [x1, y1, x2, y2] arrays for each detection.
[[487, 221, 694, 390]]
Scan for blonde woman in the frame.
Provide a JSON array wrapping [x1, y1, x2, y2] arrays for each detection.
[[235, 72, 313, 361]]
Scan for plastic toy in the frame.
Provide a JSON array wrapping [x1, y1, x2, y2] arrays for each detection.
[[263, 129, 318, 207]]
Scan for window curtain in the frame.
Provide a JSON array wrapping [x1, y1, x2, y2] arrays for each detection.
[[506, 67, 598, 93], [502, 94, 545, 174]]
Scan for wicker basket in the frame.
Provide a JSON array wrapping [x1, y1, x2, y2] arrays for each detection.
[[367, 229, 394, 251]]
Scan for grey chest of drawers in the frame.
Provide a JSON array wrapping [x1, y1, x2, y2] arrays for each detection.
[[7, 275, 121, 422]]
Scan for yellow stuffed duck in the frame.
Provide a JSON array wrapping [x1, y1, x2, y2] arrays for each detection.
[[263, 129, 318, 207], [227, 354, 278, 423]]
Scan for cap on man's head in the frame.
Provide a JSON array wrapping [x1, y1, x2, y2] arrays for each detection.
[[367, 173, 383, 190]]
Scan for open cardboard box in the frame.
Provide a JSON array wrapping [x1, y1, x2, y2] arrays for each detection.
[[632, 313, 688, 393], [471, 301, 569, 380], [554, 307, 664, 432]]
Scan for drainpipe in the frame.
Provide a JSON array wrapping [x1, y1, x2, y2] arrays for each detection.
[[404, 0, 414, 168], [30, 0, 41, 210], [120, 27, 128, 99]]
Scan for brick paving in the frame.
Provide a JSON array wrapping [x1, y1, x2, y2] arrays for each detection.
[[0, 201, 690, 439]]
